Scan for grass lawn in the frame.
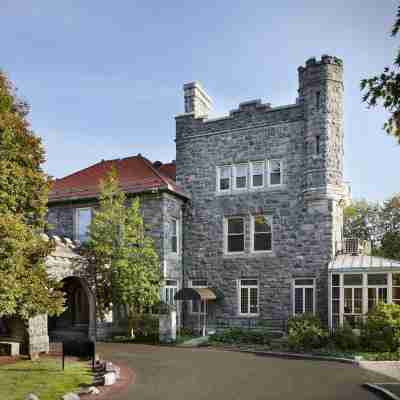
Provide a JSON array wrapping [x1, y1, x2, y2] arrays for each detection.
[[0, 357, 92, 400]]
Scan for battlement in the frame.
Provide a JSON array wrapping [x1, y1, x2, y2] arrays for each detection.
[[298, 55, 343, 72]]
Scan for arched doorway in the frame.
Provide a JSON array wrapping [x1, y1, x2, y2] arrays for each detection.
[[48, 277, 95, 341]]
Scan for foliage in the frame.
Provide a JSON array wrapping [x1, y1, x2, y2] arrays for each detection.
[[83, 170, 161, 335], [287, 314, 328, 351], [112, 314, 159, 343], [361, 5, 400, 143], [343, 195, 400, 260], [0, 71, 64, 321], [210, 327, 271, 345], [0, 358, 91, 400], [361, 302, 400, 352], [330, 324, 359, 351], [343, 199, 380, 247]]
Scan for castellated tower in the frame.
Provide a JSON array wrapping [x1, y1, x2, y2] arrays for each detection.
[[175, 55, 346, 329], [298, 55, 344, 199]]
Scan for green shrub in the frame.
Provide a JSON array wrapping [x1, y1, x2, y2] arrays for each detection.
[[210, 327, 271, 345], [331, 324, 359, 351], [361, 303, 400, 352], [287, 314, 328, 351]]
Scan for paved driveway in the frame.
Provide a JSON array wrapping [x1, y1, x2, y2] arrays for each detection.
[[98, 343, 391, 400]]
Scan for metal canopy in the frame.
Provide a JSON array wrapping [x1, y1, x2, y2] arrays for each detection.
[[174, 287, 217, 301]]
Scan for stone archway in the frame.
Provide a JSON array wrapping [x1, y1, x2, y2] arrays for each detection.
[[48, 276, 95, 341]]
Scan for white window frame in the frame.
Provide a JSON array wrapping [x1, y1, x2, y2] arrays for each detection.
[[224, 217, 245, 255], [250, 215, 272, 253], [190, 279, 208, 315], [268, 159, 283, 187], [163, 279, 178, 305], [238, 279, 259, 316], [292, 278, 316, 315], [233, 163, 248, 191], [74, 207, 92, 242], [171, 218, 179, 254], [250, 161, 265, 189], [217, 165, 232, 193]]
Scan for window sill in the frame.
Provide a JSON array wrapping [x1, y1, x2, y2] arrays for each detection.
[[223, 251, 275, 258], [238, 314, 260, 318], [215, 185, 286, 196]]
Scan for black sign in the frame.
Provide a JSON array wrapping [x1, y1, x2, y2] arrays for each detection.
[[62, 340, 95, 370]]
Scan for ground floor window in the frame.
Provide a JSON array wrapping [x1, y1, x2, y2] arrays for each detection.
[[330, 272, 400, 328], [163, 280, 178, 305], [293, 278, 315, 315], [239, 279, 259, 315]]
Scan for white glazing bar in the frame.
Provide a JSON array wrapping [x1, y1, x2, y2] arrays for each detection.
[[388, 272, 393, 304], [362, 273, 368, 322], [339, 274, 344, 327]]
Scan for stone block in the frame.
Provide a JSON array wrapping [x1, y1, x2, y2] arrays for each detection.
[[25, 394, 40, 400], [0, 341, 20, 356], [61, 393, 80, 400], [104, 371, 116, 386]]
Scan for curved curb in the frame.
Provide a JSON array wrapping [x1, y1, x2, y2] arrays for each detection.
[[211, 346, 358, 364], [363, 383, 400, 400]]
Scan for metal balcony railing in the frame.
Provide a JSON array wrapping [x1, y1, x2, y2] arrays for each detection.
[[336, 239, 371, 256]]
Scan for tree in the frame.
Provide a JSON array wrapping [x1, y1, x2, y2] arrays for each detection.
[[343, 199, 381, 246], [0, 71, 64, 321], [361, 5, 400, 143], [84, 170, 161, 336], [377, 195, 400, 260]]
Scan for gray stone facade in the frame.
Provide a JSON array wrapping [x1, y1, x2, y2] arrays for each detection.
[[46, 191, 185, 338], [175, 55, 346, 330]]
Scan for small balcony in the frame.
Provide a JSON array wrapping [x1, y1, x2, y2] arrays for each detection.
[[335, 238, 371, 256]]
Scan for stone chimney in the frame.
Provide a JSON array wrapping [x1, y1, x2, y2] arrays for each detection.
[[183, 82, 212, 117]]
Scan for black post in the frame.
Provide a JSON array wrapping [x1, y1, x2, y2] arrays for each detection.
[[62, 342, 65, 371]]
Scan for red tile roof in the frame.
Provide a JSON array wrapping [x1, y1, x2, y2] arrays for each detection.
[[48, 155, 186, 203]]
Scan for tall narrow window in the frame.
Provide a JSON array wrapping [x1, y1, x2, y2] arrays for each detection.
[[269, 160, 282, 186], [218, 166, 231, 192], [164, 280, 178, 305], [250, 161, 264, 188], [171, 219, 178, 254], [293, 279, 315, 315], [331, 274, 340, 329], [191, 279, 207, 314], [316, 91, 321, 109], [234, 164, 248, 190], [226, 217, 244, 253], [75, 207, 92, 242], [239, 279, 259, 315], [316, 135, 321, 155], [252, 215, 272, 252], [393, 274, 400, 305], [367, 273, 388, 311], [343, 274, 363, 327]]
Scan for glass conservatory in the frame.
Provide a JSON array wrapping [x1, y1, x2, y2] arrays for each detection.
[[328, 253, 400, 329]]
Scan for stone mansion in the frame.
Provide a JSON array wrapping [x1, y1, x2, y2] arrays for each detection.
[[30, 54, 399, 347]]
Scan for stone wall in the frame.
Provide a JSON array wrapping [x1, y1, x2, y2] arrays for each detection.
[[175, 55, 346, 329]]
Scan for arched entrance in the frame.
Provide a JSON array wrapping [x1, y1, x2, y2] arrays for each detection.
[[48, 277, 95, 341]]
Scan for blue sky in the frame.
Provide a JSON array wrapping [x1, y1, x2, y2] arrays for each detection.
[[1, 1, 398, 201]]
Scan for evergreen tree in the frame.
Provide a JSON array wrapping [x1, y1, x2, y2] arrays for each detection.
[[0, 71, 64, 320], [84, 170, 161, 335]]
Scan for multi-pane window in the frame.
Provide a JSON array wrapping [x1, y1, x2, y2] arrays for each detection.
[[239, 279, 259, 315], [226, 217, 245, 253], [75, 207, 92, 242], [368, 273, 388, 311], [393, 274, 400, 305], [217, 160, 283, 193], [218, 166, 231, 191], [234, 164, 248, 190], [191, 279, 207, 314], [164, 280, 178, 305], [343, 274, 363, 327], [293, 279, 315, 315], [252, 215, 272, 252], [269, 160, 282, 186], [171, 219, 178, 254], [251, 161, 264, 188], [331, 274, 340, 329]]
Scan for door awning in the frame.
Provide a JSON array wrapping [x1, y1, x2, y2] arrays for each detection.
[[174, 287, 217, 301]]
